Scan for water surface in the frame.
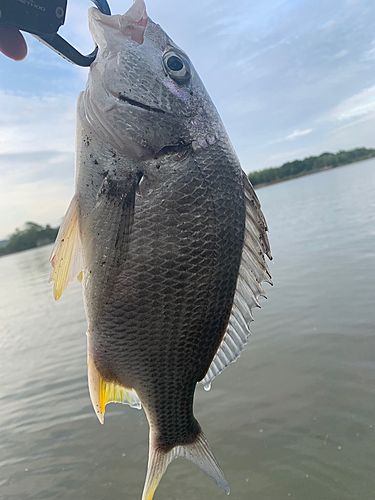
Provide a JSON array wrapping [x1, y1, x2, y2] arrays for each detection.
[[1, 159, 375, 500]]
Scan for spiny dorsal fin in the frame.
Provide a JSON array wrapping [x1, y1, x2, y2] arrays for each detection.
[[49, 195, 83, 300], [201, 172, 272, 390]]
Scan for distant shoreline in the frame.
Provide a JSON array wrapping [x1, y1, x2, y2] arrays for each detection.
[[2, 149, 374, 256], [253, 157, 372, 189], [0, 223, 58, 258], [248, 148, 375, 189]]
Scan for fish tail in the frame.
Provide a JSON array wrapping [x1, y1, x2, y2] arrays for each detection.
[[141, 427, 230, 500]]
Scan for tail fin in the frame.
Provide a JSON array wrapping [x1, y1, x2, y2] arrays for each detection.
[[141, 428, 230, 500]]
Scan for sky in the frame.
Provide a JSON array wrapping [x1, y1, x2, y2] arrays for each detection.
[[1, 0, 375, 238]]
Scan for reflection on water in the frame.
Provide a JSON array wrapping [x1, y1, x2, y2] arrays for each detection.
[[0, 159, 375, 500]]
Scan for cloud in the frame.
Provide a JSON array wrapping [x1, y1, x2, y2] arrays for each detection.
[[268, 148, 309, 164], [260, 110, 375, 170], [0, 150, 75, 239], [286, 129, 313, 140], [322, 85, 375, 121], [0, 177, 73, 240], [269, 128, 313, 145], [334, 49, 349, 58], [0, 92, 77, 239], [0, 91, 76, 155], [0, 151, 74, 185]]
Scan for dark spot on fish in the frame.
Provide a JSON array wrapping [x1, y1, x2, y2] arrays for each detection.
[[156, 165, 160, 169], [154, 140, 192, 159], [61, 239, 64, 242], [94, 160, 98, 165], [117, 92, 166, 114], [90, 154, 93, 158], [190, 91, 194, 96], [101, 261, 106, 266]]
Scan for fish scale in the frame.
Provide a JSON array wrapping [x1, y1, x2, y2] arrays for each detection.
[[49, 2, 271, 499], [87, 147, 243, 447]]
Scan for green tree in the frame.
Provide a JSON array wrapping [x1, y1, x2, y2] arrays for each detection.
[[248, 147, 375, 187], [0, 222, 59, 256]]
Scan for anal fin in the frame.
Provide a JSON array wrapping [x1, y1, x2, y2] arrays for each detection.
[[88, 352, 141, 425], [49, 195, 83, 300]]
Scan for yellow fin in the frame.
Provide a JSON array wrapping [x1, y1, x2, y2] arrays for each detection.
[[100, 379, 141, 412], [49, 195, 83, 300], [87, 352, 141, 425]]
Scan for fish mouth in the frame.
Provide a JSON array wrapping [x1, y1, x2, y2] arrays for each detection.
[[116, 92, 166, 114], [103, 79, 166, 114]]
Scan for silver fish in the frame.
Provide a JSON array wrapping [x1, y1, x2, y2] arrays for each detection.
[[50, 1, 272, 499]]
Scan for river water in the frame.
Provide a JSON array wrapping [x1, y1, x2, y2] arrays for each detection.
[[0, 159, 374, 500]]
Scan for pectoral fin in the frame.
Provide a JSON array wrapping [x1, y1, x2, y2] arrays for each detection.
[[49, 195, 83, 300], [83, 173, 140, 311]]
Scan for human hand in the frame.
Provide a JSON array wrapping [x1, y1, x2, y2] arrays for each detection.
[[0, 26, 27, 61]]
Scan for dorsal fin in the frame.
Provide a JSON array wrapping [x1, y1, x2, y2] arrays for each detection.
[[201, 172, 272, 390]]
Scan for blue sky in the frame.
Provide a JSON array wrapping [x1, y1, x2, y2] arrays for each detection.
[[1, 0, 375, 238]]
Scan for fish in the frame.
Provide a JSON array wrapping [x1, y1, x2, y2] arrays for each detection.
[[49, 1, 272, 499]]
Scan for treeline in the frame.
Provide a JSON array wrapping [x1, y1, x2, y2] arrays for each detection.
[[248, 148, 375, 187], [0, 222, 59, 257]]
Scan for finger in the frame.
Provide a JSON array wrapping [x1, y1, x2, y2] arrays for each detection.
[[0, 26, 27, 61]]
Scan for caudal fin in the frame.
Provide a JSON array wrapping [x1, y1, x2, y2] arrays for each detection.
[[141, 428, 230, 500]]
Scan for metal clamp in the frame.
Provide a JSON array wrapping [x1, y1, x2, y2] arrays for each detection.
[[0, 0, 111, 66]]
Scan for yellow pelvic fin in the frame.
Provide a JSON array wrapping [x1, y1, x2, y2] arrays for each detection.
[[87, 353, 141, 425], [49, 195, 83, 300]]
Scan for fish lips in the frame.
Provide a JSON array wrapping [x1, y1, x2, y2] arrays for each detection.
[[88, 0, 148, 48]]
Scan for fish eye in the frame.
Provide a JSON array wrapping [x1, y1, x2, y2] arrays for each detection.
[[163, 50, 191, 84]]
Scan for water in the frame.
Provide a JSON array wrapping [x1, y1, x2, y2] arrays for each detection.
[[1, 159, 375, 500]]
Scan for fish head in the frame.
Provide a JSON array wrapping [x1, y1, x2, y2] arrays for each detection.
[[82, 0, 222, 160]]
